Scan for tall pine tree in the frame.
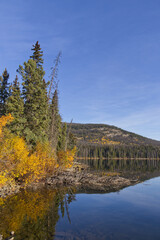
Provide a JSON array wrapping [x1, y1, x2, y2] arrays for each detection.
[[18, 42, 49, 145], [49, 89, 62, 150], [6, 75, 25, 136], [0, 69, 10, 116], [59, 122, 67, 151]]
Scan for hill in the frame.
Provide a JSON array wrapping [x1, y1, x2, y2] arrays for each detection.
[[68, 123, 160, 159], [69, 123, 160, 146]]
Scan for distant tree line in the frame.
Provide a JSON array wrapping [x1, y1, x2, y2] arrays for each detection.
[[77, 143, 160, 159]]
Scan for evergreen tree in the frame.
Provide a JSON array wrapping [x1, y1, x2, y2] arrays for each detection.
[[61, 123, 67, 150], [18, 42, 49, 144], [30, 41, 43, 67], [49, 89, 62, 150], [57, 122, 67, 151], [6, 75, 25, 136], [0, 69, 10, 116], [68, 132, 76, 150]]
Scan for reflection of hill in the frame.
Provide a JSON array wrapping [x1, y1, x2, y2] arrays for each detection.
[[0, 187, 76, 240]]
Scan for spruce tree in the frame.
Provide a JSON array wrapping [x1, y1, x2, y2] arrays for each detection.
[[30, 41, 43, 67], [68, 132, 76, 150], [6, 75, 25, 136], [18, 42, 49, 144], [0, 69, 10, 116], [59, 123, 67, 151], [49, 89, 62, 150]]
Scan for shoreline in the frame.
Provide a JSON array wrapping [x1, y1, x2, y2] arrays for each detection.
[[0, 163, 140, 199], [46, 170, 139, 192]]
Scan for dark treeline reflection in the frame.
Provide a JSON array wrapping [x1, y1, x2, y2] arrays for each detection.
[[0, 187, 76, 240], [78, 158, 160, 174]]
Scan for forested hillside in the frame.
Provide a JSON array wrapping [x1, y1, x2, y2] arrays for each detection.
[[69, 123, 160, 159]]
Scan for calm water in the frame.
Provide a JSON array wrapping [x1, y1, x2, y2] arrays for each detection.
[[1, 159, 160, 240]]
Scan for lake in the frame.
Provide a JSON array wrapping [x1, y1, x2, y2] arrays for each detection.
[[0, 159, 160, 240]]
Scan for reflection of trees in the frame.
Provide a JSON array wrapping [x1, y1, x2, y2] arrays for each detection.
[[0, 187, 76, 240], [80, 158, 160, 173]]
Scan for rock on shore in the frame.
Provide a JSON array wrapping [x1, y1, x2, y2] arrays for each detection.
[[46, 168, 139, 192]]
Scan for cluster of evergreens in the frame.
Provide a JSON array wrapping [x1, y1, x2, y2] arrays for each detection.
[[0, 42, 76, 186], [77, 143, 160, 159], [0, 41, 68, 149]]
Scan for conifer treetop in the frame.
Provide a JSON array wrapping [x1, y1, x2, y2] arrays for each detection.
[[3, 68, 9, 81], [30, 41, 43, 66], [0, 68, 10, 116], [14, 75, 18, 86]]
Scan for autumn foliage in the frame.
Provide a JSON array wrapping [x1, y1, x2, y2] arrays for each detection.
[[0, 187, 76, 239], [58, 147, 77, 168], [0, 115, 76, 187]]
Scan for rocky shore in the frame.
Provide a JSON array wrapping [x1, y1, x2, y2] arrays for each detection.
[[0, 163, 139, 199], [46, 170, 139, 192], [46, 163, 139, 192]]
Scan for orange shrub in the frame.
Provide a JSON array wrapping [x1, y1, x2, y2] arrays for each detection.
[[0, 116, 57, 185], [0, 114, 13, 139], [57, 146, 76, 168], [22, 142, 57, 183], [0, 114, 76, 187]]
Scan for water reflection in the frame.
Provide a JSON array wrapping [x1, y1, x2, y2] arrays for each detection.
[[0, 187, 76, 240], [56, 178, 160, 240], [78, 158, 160, 179], [1, 159, 160, 239]]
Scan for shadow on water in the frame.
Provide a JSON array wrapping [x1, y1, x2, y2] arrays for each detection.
[[0, 187, 76, 240]]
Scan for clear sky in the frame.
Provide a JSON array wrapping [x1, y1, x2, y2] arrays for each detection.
[[0, 0, 160, 140]]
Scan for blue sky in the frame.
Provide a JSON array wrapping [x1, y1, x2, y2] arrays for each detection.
[[0, 0, 160, 140]]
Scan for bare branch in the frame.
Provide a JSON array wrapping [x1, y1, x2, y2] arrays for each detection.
[[48, 52, 61, 102]]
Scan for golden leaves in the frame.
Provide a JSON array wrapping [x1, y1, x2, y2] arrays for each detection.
[[0, 114, 76, 187], [0, 114, 13, 139], [58, 146, 77, 168]]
